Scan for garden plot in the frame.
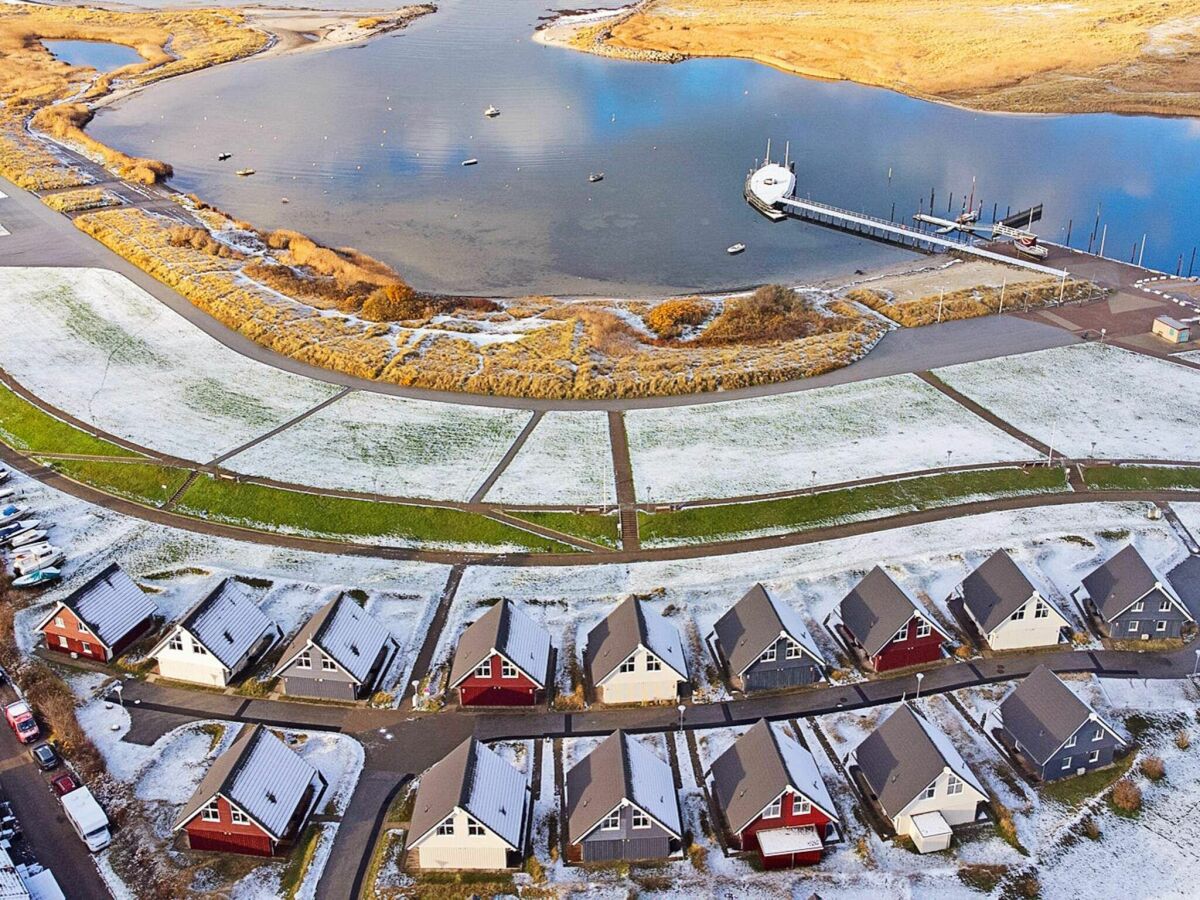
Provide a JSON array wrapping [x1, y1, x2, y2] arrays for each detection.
[[485, 411, 616, 507], [936, 343, 1200, 460], [223, 389, 532, 502], [0, 267, 338, 461], [623, 374, 1034, 503]]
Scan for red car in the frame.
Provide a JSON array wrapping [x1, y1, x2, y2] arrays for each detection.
[[50, 773, 79, 797]]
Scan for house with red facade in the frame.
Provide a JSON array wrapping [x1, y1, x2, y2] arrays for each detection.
[[448, 599, 553, 707], [708, 719, 840, 868], [836, 567, 952, 672], [34, 563, 156, 663], [173, 724, 326, 857]]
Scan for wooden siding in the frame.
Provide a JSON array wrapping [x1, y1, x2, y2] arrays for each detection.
[[871, 619, 944, 672], [738, 636, 823, 692], [458, 654, 541, 707], [735, 791, 833, 858], [184, 796, 275, 857]]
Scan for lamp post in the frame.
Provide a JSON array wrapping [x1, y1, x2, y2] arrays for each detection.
[[915, 672, 925, 701], [1192, 649, 1200, 679], [677, 704, 686, 731]]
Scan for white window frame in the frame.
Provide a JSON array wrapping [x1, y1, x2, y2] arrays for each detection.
[[619, 656, 637, 674], [1034, 601, 1050, 620], [1092, 727, 1103, 742], [785, 640, 803, 660], [1009, 604, 1026, 622], [892, 626, 908, 643], [436, 816, 454, 836], [1156, 620, 1168, 633], [921, 782, 936, 800], [1061, 756, 1072, 770], [946, 774, 963, 796], [645, 654, 662, 672], [168, 632, 184, 652], [500, 659, 518, 679], [473, 659, 491, 678], [230, 806, 249, 826], [1132, 599, 1145, 613], [53, 616, 64, 629], [296, 650, 312, 670], [191, 637, 206, 655], [1065, 733, 1076, 749], [915, 619, 932, 639], [467, 817, 485, 836], [321, 656, 337, 672], [601, 811, 621, 831], [794, 796, 811, 816], [1159, 599, 1172, 612], [201, 799, 221, 822], [1128, 620, 1139, 632], [760, 644, 777, 663], [81, 642, 90, 655], [631, 810, 650, 829], [764, 797, 782, 818], [57, 635, 68, 648], [1088, 750, 1100, 763]]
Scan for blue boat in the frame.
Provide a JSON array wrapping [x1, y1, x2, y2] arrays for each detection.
[[13, 567, 60, 588]]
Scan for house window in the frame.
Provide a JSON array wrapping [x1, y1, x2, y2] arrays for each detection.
[[1132, 599, 1145, 613], [474, 660, 491, 678], [619, 656, 637, 674], [946, 775, 963, 796], [201, 799, 221, 822], [467, 817, 485, 836], [631, 810, 650, 829], [230, 807, 249, 825], [1092, 727, 1103, 742], [1009, 605, 1026, 622], [1157, 620, 1168, 633], [892, 626, 908, 643], [191, 638, 206, 654], [1061, 756, 1072, 770], [54, 616, 64, 629], [645, 655, 662, 672], [436, 816, 454, 836], [1160, 600, 1172, 612], [500, 660, 518, 679], [760, 644, 777, 663], [921, 782, 936, 800], [795, 797, 811, 815], [321, 656, 337, 672], [786, 640, 803, 660], [297, 651, 312, 670], [58, 635, 68, 648], [1088, 750, 1100, 763], [1065, 734, 1076, 749], [764, 797, 782, 818], [915, 620, 932, 639], [601, 811, 621, 831], [1034, 601, 1050, 619], [1128, 621, 1139, 633], [81, 642, 91, 655], [168, 633, 184, 652]]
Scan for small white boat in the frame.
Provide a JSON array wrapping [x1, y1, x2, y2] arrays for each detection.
[[12, 542, 53, 562], [12, 567, 60, 588], [0, 467, 8, 483], [15, 549, 63, 577], [0, 505, 26, 527], [217, 152, 232, 161], [461, 158, 479, 166], [588, 172, 604, 184], [280, 197, 290, 204], [236, 168, 256, 177], [484, 105, 500, 118], [9, 530, 46, 549], [0, 489, 14, 503], [0, 520, 39, 546], [727, 242, 746, 255]]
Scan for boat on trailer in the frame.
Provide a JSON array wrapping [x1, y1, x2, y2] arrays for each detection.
[[13, 568, 60, 588]]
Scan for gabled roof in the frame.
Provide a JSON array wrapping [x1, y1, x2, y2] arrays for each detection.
[[567, 731, 681, 842], [853, 704, 986, 819], [584, 597, 688, 684], [153, 579, 279, 670], [1081, 545, 1192, 624], [712, 584, 824, 676], [274, 594, 396, 684], [960, 551, 1061, 635], [410, 738, 527, 850], [35, 562, 155, 650], [709, 719, 838, 835], [448, 599, 552, 689], [998, 666, 1125, 765], [840, 567, 949, 658], [174, 724, 321, 841]]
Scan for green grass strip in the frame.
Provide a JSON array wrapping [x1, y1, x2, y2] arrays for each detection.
[[639, 467, 1069, 547], [1042, 752, 1134, 808], [504, 509, 621, 548], [1082, 465, 1200, 492], [44, 458, 191, 506], [0, 384, 136, 457], [176, 474, 574, 551]]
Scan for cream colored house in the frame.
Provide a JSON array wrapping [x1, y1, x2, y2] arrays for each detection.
[[584, 598, 689, 705], [850, 704, 988, 853], [407, 738, 529, 870], [953, 550, 1069, 651]]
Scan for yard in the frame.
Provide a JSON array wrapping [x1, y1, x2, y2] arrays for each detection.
[[485, 411, 617, 508]]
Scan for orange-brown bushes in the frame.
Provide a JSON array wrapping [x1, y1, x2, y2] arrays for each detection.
[[1139, 756, 1166, 781], [167, 224, 242, 259], [32, 104, 172, 184], [847, 278, 1094, 328], [265, 229, 404, 288], [1111, 778, 1143, 813], [361, 282, 422, 320], [698, 283, 853, 345], [645, 297, 712, 338]]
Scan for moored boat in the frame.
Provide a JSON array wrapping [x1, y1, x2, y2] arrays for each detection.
[[727, 242, 746, 255], [588, 172, 604, 183], [461, 158, 479, 166], [236, 168, 255, 176], [484, 105, 500, 118], [13, 568, 60, 588]]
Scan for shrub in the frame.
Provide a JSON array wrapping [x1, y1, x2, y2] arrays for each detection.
[[645, 297, 711, 339], [1176, 730, 1191, 750], [361, 283, 424, 321], [522, 855, 545, 882], [1081, 816, 1101, 840], [1139, 756, 1165, 781], [1111, 778, 1142, 813], [167, 225, 241, 259], [686, 842, 707, 871]]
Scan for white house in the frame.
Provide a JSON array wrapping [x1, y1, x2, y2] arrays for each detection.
[[584, 597, 689, 704], [952, 550, 1069, 651]]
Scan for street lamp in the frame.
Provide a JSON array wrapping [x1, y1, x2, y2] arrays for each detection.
[[1192, 649, 1200, 678], [677, 704, 686, 731], [915, 672, 925, 701]]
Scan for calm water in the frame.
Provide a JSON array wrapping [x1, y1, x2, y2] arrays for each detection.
[[44, 40, 143, 72], [90, 0, 1200, 296]]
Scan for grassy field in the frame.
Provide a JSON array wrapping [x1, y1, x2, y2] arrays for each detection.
[[175, 475, 574, 551], [1082, 466, 1200, 492], [45, 458, 190, 506], [0, 383, 137, 457], [1042, 752, 1134, 808], [505, 509, 621, 548], [638, 467, 1069, 546]]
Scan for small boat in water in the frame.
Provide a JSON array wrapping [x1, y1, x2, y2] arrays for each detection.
[[461, 158, 479, 166], [217, 152, 232, 161], [484, 105, 500, 118], [727, 242, 746, 255], [236, 168, 256, 177], [281, 197, 290, 204], [588, 172, 604, 183], [13, 567, 60, 588]]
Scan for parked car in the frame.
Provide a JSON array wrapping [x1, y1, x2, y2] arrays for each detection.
[[50, 773, 79, 796], [29, 743, 58, 771], [4, 701, 38, 744]]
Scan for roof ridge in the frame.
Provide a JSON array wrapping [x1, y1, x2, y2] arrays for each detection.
[[219, 723, 264, 797], [617, 731, 633, 804], [495, 599, 512, 654], [629, 598, 649, 646], [459, 738, 479, 814], [61, 561, 123, 613], [181, 577, 231, 634], [313, 593, 346, 648]]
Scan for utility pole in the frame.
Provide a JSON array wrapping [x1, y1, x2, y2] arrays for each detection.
[[1138, 234, 1147, 268], [1098, 224, 1107, 258]]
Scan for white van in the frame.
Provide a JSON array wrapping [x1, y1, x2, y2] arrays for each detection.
[[61, 787, 110, 852]]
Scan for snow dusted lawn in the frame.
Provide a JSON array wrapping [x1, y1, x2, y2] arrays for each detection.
[[623, 373, 1035, 503], [1174, 501, 1200, 545], [936, 343, 1200, 460], [0, 267, 338, 461], [484, 411, 616, 507], [224, 390, 532, 502]]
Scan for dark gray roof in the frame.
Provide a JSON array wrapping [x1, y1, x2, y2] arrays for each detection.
[[567, 731, 681, 842], [409, 738, 527, 850], [853, 705, 985, 818], [584, 597, 688, 684], [840, 567, 946, 657], [709, 719, 838, 835], [712, 584, 824, 676], [274, 594, 397, 684], [1081, 545, 1191, 623], [36, 562, 155, 650], [998, 666, 1123, 765], [448, 599, 553, 689], [960, 551, 1041, 634]]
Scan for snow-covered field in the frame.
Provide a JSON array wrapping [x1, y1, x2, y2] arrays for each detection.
[[0, 267, 338, 461], [936, 343, 1200, 460], [485, 411, 616, 507], [1174, 502, 1200, 545], [623, 374, 1035, 502], [224, 390, 532, 502]]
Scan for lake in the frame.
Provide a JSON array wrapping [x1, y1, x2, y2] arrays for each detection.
[[89, 0, 1200, 296], [44, 40, 143, 73]]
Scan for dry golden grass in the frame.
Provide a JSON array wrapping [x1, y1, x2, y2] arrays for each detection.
[[847, 278, 1094, 327], [41, 186, 117, 213], [590, 0, 1200, 116], [645, 297, 713, 339]]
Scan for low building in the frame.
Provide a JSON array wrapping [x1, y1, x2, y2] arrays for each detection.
[[708, 584, 826, 691], [1152, 316, 1191, 344], [837, 567, 951, 672], [150, 579, 281, 688], [173, 724, 326, 856], [584, 598, 689, 705], [1074, 544, 1196, 640], [951, 550, 1069, 650], [988, 665, 1126, 781], [708, 719, 840, 867], [448, 599, 552, 707], [848, 704, 988, 853], [407, 737, 529, 870], [273, 594, 399, 701], [566, 730, 682, 863], [34, 563, 156, 663]]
